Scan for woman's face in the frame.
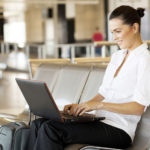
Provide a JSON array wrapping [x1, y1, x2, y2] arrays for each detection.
[[109, 18, 137, 50]]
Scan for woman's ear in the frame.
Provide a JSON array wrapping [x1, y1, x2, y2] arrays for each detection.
[[132, 23, 139, 33]]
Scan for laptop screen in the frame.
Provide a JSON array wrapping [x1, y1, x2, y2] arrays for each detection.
[[16, 78, 63, 122]]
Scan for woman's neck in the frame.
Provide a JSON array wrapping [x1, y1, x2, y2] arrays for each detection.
[[128, 35, 143, 51]]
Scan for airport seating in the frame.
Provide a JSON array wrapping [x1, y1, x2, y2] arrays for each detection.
[[33, 63, 63, 92], [29, 58, 70, 77], [126, 105, 150, 150], [1, 57, 150, 150], [28, 58, 108, 108], [28, 57, 109, 77], [79, 65, 106, 103], [28, 59, 107, 150], [52, 64, 92, 109], [28, 59, 150, 150], [7, 57, 107, 124], [72, 105, 150, 150], [27, 59, 150, 150]]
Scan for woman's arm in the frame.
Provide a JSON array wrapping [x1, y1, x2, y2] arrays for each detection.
[[64, 94, 145, 116], [87, 93, 105, 102], [101, 102, 145, 116], [63, 93, 104, 114]]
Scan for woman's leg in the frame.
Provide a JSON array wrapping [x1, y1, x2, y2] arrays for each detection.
[[27, 118, 48, 150], [33, 120, 132, 150]]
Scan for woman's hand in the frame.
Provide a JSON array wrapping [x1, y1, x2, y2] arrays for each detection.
[[63, 101, 103, 116], [63, 104, 78, 115]]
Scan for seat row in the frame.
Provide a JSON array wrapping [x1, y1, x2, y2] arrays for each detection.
[[1, 57, 150, 150], [28, 58, 150, 150], [31, 63, 106, 110]]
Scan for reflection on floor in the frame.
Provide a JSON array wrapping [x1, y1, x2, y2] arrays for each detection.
[[0, 70, 29, 114], [0, 50, 29, 125]]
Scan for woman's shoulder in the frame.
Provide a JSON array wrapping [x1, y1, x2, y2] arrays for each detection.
[[136, 43, 150, 58], [138, 47, 150, 59], [138, 49, 150, 66]]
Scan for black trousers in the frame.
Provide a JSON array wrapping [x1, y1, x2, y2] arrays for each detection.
[[27, 118, 132, 150]]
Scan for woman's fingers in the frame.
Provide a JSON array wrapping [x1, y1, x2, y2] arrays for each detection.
[[68, 104, 78, 115], [63, 104, 72, 114], [64, 101, 103, 116], [73, 104, 90, 116], [78, 107, 89, 116], [74, 106, 85, 116], [64, 102, 100, 116]]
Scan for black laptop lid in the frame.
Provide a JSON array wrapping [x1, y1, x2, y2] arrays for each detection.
[[16, 78, 62, 122]]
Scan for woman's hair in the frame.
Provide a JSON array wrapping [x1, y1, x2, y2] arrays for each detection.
[[109, 5, 145, 27]]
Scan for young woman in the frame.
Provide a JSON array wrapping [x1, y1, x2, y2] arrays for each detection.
[[30, 5, 150, 150]]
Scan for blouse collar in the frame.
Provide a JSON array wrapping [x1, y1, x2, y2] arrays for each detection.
[[121, 43, 148, 56]]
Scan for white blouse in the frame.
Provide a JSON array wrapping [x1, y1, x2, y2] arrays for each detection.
[[97, 43, 150, 141]]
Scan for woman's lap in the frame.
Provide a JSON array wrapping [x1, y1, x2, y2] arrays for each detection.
[[29, 118, 131, 150]]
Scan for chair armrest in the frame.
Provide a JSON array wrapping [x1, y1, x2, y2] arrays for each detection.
[[28, 58, 70, 77], [79, 145, 122, 150], [74, 57, 110, 64]]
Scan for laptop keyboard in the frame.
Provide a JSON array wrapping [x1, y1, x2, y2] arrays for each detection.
[[61, 112, 105, 123]]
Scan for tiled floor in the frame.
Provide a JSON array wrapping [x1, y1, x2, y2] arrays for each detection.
[[0, 51, 29, 121], [0, 70, 29, 114]]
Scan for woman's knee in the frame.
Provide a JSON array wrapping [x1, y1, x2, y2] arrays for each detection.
[[31, 118, 48, 129]]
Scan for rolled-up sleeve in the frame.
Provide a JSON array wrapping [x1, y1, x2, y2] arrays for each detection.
[[132, 56, 150, 107]]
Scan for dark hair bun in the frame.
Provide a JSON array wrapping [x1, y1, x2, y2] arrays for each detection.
[[137, 8, 145, 18]]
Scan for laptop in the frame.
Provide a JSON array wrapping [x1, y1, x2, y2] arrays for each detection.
[[16, 78, 105, 123]]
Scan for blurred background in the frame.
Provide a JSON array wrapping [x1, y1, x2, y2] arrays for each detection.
[[0, 0, 150, 118]]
